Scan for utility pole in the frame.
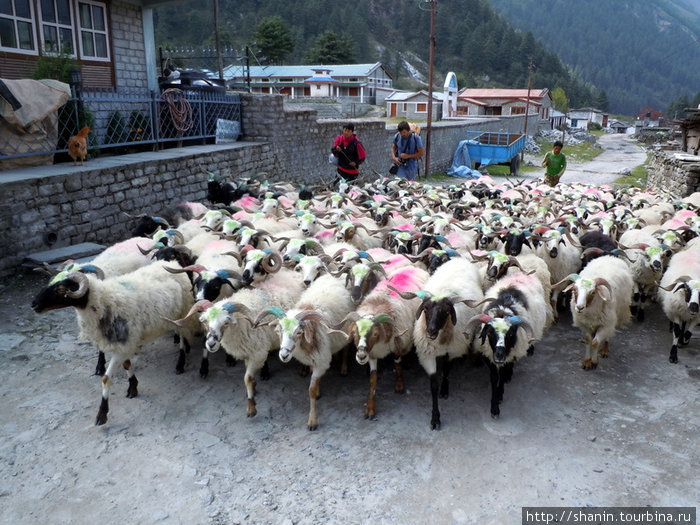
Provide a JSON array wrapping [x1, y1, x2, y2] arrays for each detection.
[[424, 0, 437, 179], [521, 57, 534, 161], [214, 0, 223, 81]]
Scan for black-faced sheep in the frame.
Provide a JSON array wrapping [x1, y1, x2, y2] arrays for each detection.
[[468, 272, 549, 418], [31, 261, 199, 425]]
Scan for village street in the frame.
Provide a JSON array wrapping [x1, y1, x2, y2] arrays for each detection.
[[0, 134, 697, 525]]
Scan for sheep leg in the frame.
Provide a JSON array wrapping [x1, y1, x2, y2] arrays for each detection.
[[124, 359, 138, 398], [600, 340, 610, 358], [175, 333, 190, 374], [438, 355, 451, 399], [94, 351, 106, 376], [429, 371, 441, 430], [669, 322, 683, 363], [393, 356, 405, 394], [244, 361, 259, 417], [679, 320, 691, 347], [225, 354, 236, 367], [339, 343, 350, 377], [200, 347, 210, 379], [307, 373, 321, 431], [582, 335, 596, 370], [96, 356, 122, 425], [365, 359, 378, 420]]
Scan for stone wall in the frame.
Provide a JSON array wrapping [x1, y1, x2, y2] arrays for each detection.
[[647, 150, 700, 197], [0, 143, 274, 279], [240, 93, 536, 183], [110, 1, 148, 91], [0, 92, 546, 279]]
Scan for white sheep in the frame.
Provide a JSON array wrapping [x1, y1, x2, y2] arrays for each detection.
[[254, 273, 355, 430], [657, 242, 700, 363], [555, 255, 634, 370], [31, 260, 199, 425], [342, 266, 430, 419], [179, 267, 306, 418]]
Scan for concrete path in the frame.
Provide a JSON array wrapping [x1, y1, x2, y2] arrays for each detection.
[[561, 133, 648, 186]]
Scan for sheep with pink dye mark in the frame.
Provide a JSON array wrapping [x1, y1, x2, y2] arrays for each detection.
[[340, 266, 429, 419]]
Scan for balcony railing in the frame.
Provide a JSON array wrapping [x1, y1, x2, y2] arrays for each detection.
[[0, 86, 242, 168]]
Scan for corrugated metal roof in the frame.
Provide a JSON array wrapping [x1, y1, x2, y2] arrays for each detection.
[[458, 88, 548, 99], [222, 63, 386, 80]]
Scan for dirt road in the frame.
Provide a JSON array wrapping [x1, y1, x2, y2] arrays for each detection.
[[0, 136, 697, 525]]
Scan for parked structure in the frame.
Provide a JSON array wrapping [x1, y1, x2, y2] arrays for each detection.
[[223, 63, 392, 105], [456, 88, 552, 121], [385, 90, 443, 121], [568, 107, 608, 129]]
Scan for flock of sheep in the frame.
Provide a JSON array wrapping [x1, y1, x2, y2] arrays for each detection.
[[30, 173, 700, 430]]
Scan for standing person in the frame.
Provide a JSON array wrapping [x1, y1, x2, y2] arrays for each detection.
[[331, 123, 366, 184], [391, 121, 424, 181], [542, 140, 567, 187]]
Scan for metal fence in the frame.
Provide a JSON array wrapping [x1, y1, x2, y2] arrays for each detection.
[[0, 86, 242, 165]]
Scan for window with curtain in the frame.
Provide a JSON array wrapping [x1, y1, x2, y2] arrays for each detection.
[[40, 0, 74, 55], [78, 0, 108, 60], [0, 0, 37, 53]]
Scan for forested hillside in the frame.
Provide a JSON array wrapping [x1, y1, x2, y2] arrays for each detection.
[[484, 0, 700, 114], [154, 0, 597, 110]]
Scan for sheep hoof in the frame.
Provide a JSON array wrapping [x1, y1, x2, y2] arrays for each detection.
[[582, 359, 597, 370], [430, 412, 441, 430], [307, 423, 318, 431], [491, 412, 500, 419], [95, 399, 109, 425], [681, 332, 692, 346], [669, 348, 678, 364]]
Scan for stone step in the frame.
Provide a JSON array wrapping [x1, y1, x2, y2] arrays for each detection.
[[22, 242, 106, 270]]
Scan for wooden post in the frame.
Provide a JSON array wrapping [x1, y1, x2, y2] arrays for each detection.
[[521, 57, 534, 161], [424, 0, 437, 178]]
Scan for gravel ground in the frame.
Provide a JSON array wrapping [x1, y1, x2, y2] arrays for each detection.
[[0, 134, 697, 525]]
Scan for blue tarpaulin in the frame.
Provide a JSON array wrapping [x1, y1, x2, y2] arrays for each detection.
[[447, 139, 482, 178]]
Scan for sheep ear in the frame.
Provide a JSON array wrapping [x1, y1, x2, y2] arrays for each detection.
[[302, 322, 315, 346]]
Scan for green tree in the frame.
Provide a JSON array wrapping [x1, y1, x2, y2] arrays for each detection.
[[594, 90, 609, 112], [551, 87, 570, 113], [305, 31, 355, 64], [253, 16, 294, 64]]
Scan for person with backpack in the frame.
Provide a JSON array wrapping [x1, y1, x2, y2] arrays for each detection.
[[331, 122, 366, 184], [391, 121, 424, 181]]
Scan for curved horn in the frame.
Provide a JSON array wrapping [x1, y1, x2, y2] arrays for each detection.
[[261, 251, 283, 273], [658, 275, 692, 292], [594, 278, 613, 302], [164, 299, 213, 327], [65, 271, 89, 298]]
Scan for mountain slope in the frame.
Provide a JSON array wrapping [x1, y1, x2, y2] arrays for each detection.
[[153, 0, 606, 111], [484, 0, 700, 114]]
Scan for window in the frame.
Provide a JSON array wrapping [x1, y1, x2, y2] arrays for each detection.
[[416, 103, 427, 113], [0, 0, 37, 54], [511, 106, 525, 115], [40, 0, 75, 55], [78, 0, 108, 60]]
